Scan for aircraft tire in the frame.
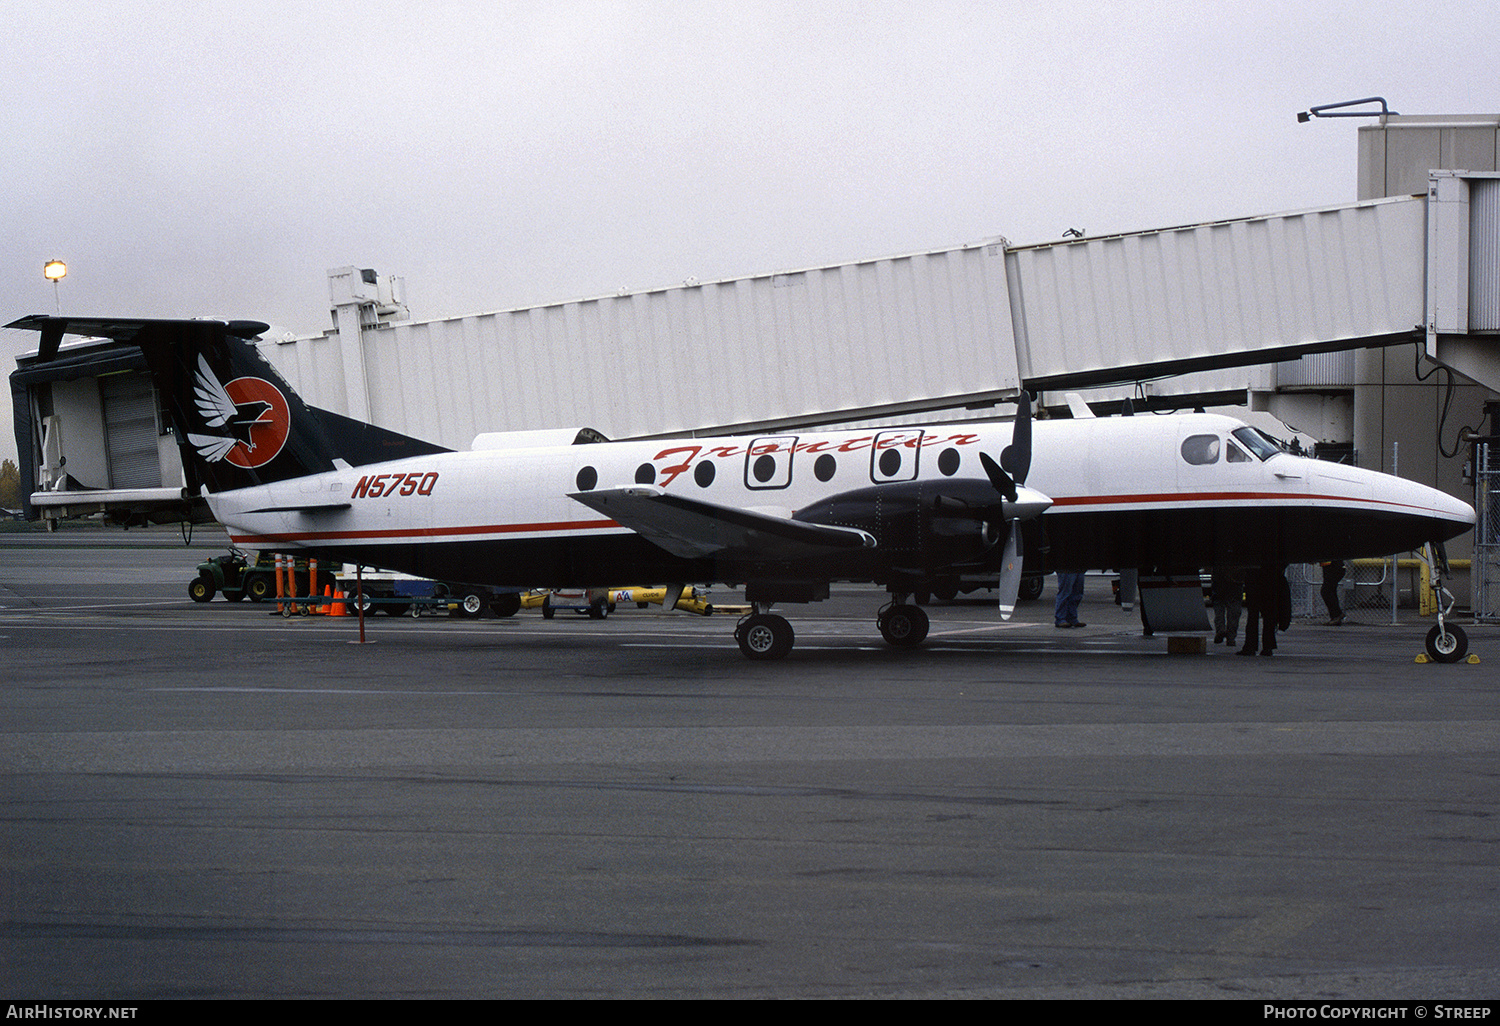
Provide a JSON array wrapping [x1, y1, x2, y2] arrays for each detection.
[[878, 604, 929, 647], [1425, 624, 1468, 664], [188, 576, 214, 603], [736, 614, 794, 660]]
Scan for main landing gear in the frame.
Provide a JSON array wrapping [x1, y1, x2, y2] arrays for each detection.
[[877, 599, 929, 647], [735, 610, 795, 660], [733, 595, 933, 660]]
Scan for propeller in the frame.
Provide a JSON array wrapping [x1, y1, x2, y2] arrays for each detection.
[[923, 393, 1047, 619], [986, 395, 1044, 620]]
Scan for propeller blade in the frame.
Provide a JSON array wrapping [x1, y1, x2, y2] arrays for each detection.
[[999, 394, 1032, 486], [978, 451, 1017, 503], [997, 521, 1023, 620]]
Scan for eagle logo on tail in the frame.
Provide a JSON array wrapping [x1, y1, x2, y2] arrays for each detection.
[[187, 354, 291, 469]]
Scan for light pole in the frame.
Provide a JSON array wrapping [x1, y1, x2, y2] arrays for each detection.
[[44, 260, 67, 314]]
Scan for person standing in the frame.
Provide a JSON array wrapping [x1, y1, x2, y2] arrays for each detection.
[[1212, 570, 1243, 646], [1239, 565, 1289, 656], [1054, 571, 1086, 628], [1320, 560, 1346, 626]]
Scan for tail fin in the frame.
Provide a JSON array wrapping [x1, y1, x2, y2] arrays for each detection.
[[10, 316, 340, 493]]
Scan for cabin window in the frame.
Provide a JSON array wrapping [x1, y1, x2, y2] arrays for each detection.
[[745, 435, 797, 489], [1232, 426, 1281, 461], [635, 463, 656, 484], [814, 454, 837, 482], [576, 466, 598, 491], [870, 429, 922, 483], [938, 448, 961, 476], [694, 460, 715, 487], [1181, 434, 1220, 465]]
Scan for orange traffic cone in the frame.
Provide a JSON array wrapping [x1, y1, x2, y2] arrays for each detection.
[[330, 589, 347, 617]]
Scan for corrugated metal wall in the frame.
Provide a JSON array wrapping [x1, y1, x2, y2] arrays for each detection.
[[1006, 196, 1427, 384], [266, 244, 1024, 445], [1471, 177, 1500, 331]]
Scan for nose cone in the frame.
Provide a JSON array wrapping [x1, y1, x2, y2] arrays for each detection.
[[1424, 485, 1479, 541], [1306, 462, 1475, 545], [1004, 485, 1052, 522]]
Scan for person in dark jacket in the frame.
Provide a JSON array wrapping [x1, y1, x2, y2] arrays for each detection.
[[1239, 565, 1290, 656], [1320, 560, 1346, 626]]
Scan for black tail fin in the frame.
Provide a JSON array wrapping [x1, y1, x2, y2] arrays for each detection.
[[10, 316, 340, 493]]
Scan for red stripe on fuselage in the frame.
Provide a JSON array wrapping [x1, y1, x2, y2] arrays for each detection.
[[228, 518, 620, 546], [1049, 491, 1447, 516]]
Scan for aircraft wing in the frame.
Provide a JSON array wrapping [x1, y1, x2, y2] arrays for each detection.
[[569, 487, 876, 560]]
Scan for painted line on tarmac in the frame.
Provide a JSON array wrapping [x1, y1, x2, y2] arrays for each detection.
[[930, 623, 1037, 636]]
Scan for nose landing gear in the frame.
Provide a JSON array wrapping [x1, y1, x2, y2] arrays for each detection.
[[1422, 543, 1468, 664]]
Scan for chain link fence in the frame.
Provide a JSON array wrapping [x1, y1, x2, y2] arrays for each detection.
[[1289, 559, 1409, 620], [1477, 443, 1499, 625]]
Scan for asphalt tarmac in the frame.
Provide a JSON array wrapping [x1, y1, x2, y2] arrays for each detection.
[[1, 530, 1497, 999]]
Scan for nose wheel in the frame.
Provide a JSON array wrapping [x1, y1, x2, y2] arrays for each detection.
[[735, 613, 795, 660], [1425, 623, 1468, 664]]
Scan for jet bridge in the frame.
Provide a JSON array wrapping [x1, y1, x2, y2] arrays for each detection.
[[257, 174, 1496, 445], [8, 172, 1500, 524]]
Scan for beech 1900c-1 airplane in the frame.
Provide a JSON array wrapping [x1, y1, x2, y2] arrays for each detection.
[[11, 316, 1477, 660]]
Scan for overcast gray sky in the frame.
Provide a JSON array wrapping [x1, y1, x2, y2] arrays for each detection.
[[3, 0, 1497, 464]]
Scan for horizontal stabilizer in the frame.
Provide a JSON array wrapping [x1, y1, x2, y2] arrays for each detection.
[[569, 487, 876, 560], [240, 501, 353, 515], [8, 315, 270, 360]]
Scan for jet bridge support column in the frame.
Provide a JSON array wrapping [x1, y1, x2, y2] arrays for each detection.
[[329, 267, 375, 424]]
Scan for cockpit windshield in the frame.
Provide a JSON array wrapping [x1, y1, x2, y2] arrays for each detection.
[[1232, 426, 1283, 462]]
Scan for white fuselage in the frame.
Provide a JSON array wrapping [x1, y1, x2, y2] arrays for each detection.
[[208, 413, 1475, 587]]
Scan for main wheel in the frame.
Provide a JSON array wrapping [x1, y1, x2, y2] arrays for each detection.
[[1425, 623, 1468, 664], [188, 576, 215, 603], [878, 603, 929, 647], [735, 613, 795, 660]]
